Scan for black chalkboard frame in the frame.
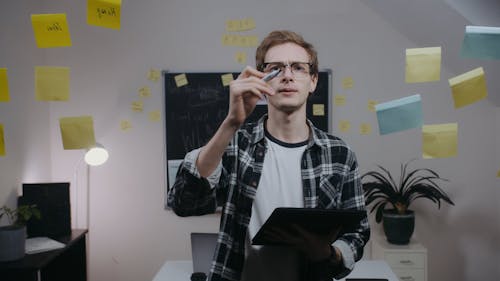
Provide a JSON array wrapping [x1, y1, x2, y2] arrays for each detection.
[[163, 70, 332, 206]]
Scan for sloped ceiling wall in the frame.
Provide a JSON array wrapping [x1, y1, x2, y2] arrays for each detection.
[[360, 0, 500, 105]]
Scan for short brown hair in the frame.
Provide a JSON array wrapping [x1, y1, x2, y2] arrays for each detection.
[[256, 30, 318, 76]]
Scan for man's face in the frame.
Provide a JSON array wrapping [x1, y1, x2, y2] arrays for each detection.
[[263, 42, 318, 114]]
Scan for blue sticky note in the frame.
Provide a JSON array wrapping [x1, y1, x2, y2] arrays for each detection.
[[375, 94, 423, 135], [461, 26, 500, 60]]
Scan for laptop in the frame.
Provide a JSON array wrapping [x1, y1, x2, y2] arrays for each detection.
[[190, 233, 218, 276]]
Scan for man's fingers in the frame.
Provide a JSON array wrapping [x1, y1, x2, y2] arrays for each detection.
[[237, 66, 266, 79]]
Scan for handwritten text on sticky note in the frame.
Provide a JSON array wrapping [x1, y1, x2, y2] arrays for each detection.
[[87, 0, 122, 29], [31, 14, 72, 48]]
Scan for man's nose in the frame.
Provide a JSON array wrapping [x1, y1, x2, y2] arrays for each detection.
[[281, 65, 294, 78]]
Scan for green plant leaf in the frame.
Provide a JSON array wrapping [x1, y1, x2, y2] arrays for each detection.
[[362, 161, 454, 223]]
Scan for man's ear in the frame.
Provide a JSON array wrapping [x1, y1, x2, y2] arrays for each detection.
[[309, 74, 318, 96]]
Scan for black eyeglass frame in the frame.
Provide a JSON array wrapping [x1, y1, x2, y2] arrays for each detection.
[[259, 61, 314, 76]]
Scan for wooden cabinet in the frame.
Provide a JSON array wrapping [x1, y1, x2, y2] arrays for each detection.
[[372, 237, 427, 281]]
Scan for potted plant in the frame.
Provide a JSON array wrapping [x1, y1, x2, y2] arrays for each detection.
[[361, 160, 454, 245], [0, 204, 41, 261]]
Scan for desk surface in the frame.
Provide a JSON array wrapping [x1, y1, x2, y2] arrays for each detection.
[[0, 229, 88, 271], [152, 259, 399, 281]]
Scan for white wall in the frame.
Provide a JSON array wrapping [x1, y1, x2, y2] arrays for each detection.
[[1, 1, 499, 281], [0, 1, 51, 220]]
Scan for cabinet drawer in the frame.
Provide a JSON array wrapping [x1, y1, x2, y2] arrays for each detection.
[[393, 268, 426, 281], [385, 252, 425, 268]]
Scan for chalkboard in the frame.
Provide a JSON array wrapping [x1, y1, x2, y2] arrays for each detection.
[[164, 70, 332, 194]]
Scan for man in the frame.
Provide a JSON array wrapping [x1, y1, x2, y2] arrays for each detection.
[[168, 30, 370, 281]]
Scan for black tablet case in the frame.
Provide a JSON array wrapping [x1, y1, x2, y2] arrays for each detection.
[[252, 207, 365, 245]]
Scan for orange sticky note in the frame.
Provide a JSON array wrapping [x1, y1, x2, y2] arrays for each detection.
[[59, 116, 96, 149], [31, 14, 72, 48], [0, 68, 9, 102], [87, 0, 122, 30]]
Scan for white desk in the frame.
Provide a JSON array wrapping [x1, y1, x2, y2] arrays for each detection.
[[152, 259, 399, 281]]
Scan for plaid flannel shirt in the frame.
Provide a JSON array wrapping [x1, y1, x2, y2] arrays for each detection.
[[168, 116, 370, 281]]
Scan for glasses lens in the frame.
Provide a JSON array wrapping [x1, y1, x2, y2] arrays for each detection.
[[263, 63, 283, 73], [290, 63, 310, 78]]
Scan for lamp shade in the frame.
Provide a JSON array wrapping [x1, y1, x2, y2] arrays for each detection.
[[84, 143, 109, 166]]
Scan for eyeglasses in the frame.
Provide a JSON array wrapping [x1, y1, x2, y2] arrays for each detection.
[[261, 61, 312, 78]]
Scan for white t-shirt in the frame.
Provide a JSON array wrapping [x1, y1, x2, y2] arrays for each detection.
[[241, 131, 308, 281]]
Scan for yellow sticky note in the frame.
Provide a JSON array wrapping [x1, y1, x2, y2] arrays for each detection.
[[87, 0, 122, 30], [120, 120, 132, 131], [0, 68, 9, 102], [367, 100, 378, 112], [0, 123, 5, 156], [221, 34, 231, 46], [149, 110, 161, 122], [235, 51, 247, 64], [35, 66, 70, 101], [246, 36, 258, 47], [174, 74, 188, 87], [334, 95, 346, 106], [241, 18, 256, 31], [449, 67, 487, 109], [497, 170, 500, 178], [405, 47, 441, 83], [31, 14, 72, 48], [147, 68, 161, 82], [239, 36, 249, 47], [342, 77, 354, 89], [225, 18, 256, 32], [360, 123, 372, 135], [225, 20, 241, 32], [59, 116, 96, 150], [312, 104, 325, 116], [131, 101, 143, 112], [221, 73, 234, 87], [138, 86, 151, 98], [422, 123, 458, 159], [338, 120, 350, 133]]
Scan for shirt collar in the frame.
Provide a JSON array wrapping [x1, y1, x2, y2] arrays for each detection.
[[250, 114, 326, 149]]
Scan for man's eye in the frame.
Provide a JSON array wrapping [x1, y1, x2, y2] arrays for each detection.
[[292, 64, 306, 72], [269, 64, 283, 72]]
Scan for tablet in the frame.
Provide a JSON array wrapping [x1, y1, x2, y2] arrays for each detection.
[[251, 207, 366, 245]]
